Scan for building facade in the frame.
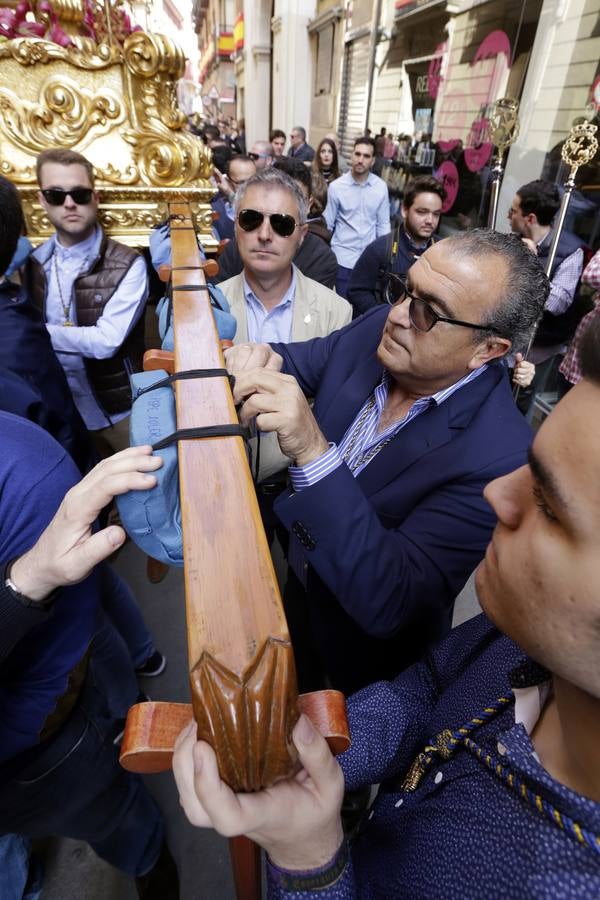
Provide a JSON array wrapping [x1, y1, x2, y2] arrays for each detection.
[[315, 0, 598, 244]]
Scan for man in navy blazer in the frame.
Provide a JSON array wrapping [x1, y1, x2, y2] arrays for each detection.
[[226, 230, 550, 693]]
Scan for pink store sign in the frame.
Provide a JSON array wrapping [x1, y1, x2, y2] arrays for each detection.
[[464, 142, 493, 173], [436, 161, 459, 213], [435, 30, 512, 144]]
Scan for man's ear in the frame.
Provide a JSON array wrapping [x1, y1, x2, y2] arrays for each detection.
[[298, 223, 309, 246], [400, 203, 408, 223], [468, 336, 512, 370]]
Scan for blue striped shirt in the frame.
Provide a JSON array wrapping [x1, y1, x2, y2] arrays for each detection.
[[289, 365, 489, 489]]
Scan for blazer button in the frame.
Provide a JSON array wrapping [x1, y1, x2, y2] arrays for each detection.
[[291, 520, 315, 551]]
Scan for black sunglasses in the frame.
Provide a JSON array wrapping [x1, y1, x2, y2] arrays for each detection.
[[41, 188, 94, 206], [385, 274, 487, 333], [237, 208, 300, 238], [247, 152, 270, 161]]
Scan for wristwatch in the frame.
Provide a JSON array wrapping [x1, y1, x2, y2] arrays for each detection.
[[4, 559, 59, 609]]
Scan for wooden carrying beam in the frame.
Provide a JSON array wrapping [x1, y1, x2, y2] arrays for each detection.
[[166, 204, 299, 789], [121, 203, 348, 791]]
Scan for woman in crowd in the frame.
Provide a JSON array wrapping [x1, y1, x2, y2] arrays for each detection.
[[312, 138, 340, 184]]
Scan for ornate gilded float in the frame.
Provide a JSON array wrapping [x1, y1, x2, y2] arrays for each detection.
[[0, 0, 217, 247]]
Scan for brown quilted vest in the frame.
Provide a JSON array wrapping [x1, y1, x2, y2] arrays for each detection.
[[28, 232, 146, 419]]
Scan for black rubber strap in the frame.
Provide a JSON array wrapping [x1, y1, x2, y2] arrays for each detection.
[[133, 368, 234, 399], [172, 284, 209, 291], [153, 424, 250, 451], [170, 266, 203, 271]]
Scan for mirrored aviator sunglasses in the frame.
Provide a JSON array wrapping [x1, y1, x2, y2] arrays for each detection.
[[41, 188, 94, 206], [237, 208, 299, 238]]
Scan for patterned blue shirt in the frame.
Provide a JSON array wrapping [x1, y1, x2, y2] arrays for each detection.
[[243, 267, 296, 344], [267, 615, 600, 898]]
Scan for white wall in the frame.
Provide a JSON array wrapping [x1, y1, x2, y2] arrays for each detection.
[[271, 0, 317, 144]]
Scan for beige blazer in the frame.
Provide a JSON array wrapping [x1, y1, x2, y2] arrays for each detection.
[[219, 265, 352, 344], [220, 265, 352, 480]]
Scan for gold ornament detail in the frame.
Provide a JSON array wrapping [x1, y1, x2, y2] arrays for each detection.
[[561, 122, 598, 172], [488, 97, 520, 153], [95, 163, 140, 185], [0, 37, 120, 69], [0, 76, 124, 153], [1, 29, 216, 245], [123, 31, 185, 79], [0, 160, 37, 182]]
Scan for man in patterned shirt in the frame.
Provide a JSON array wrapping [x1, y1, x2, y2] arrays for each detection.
[[174, 315, 600, 900], [559, 247, 600, 391]]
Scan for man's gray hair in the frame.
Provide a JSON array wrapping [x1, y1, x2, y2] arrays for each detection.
[[292, 126, 306, 140], [234, 167, 308, 225], [444, 229, 551, 353]]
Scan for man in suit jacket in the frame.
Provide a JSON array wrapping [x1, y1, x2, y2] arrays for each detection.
[[225, 230, 550, 693], [288, 126, 315, 163], [219, 166, 351, 481]]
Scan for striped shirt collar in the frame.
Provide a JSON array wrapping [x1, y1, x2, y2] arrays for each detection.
[[339, 364, 489, 476]]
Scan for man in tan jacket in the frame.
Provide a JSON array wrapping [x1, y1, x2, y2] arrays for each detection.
[[219, 167, 351, 482]]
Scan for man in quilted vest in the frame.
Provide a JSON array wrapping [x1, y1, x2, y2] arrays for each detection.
[[27, 148, 148, 455]]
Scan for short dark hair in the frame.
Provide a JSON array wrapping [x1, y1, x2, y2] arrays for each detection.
[[443, 228, 551, 353], [292, 126, 306, 141], [580, 313, 600, 385], [36, 148, 95, 187], [270, 129, 286, 142], [403, 175, 447, 209], [516, 180, 560, 226], [353, 136, 376, 152], [211, 144, 233, 174], [226, 155, 255, 176], [202, 124, 220, 144], [0, 176, 24, 277], [272, 156, 312, 196]]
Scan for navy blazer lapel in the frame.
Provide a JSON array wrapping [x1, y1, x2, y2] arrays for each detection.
[[318, 351, 384, 442], [355, 364, 503, 497], [355, 400, 453, 496]]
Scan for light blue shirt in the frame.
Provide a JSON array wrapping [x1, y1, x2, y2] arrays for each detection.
[[35, 227, 148, 430], [243, 267, 297, 344], [324, 171, 390, 269], [290, 365, 489, 489]]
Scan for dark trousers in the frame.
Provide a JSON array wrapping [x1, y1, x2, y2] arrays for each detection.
[[0, 617, 164, 877], [335, 265, 353, 299]]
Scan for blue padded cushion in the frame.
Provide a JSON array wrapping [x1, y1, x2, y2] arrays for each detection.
[[156, 283, 236, 349], [149, 222, 237, 346], [116, 369, 183, 566]]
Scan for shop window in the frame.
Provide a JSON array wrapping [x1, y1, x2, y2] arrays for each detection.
[[315, 24, 334, 96]]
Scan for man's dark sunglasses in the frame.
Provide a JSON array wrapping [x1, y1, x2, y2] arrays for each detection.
[[385, 274, 487, 333], [41, 188, 94, 206], [237, 208, 300, 238], [248, 152, 270, 161]]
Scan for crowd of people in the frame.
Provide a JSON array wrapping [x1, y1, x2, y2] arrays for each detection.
[[0, 116, 599, 900]]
